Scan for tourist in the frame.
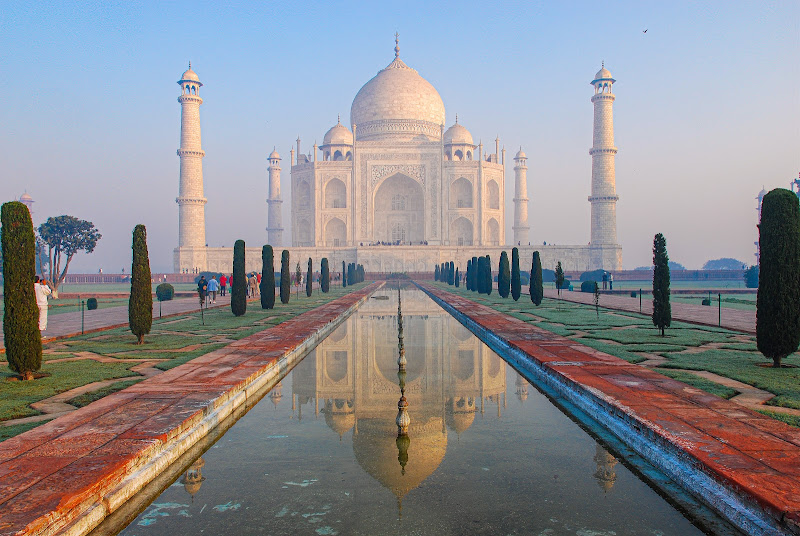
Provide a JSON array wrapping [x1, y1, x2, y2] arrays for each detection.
[[219, 273, 227, 296], [34, 276, 52, 332], [248, 273, 258, 297], [207, 276, 219, 304], [197, 275, 208, 304]]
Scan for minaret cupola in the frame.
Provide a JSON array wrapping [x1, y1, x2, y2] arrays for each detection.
[[320, 116, 354, 161], [443, 116, 475, 161]]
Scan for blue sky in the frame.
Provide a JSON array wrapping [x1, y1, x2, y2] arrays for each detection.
[[1, 1, 798, 272]]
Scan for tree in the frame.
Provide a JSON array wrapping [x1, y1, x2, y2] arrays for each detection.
[[554, 261, 564, 298], [280, 250, 290, 304], [434, 264, 440, 281], [465, 259, 472, 291], [477, 257, 485, 294], [703, 258, 747, 270], [128, 224, 152, 344], [454, 267, 460, 287], [306, 258, 313, 297], [652, 233, 672, 336], [448, 261, 454, 285], [342, 261, 347, 287], [37, 215, 101, 294], [593, 281, 600, 318], [530, 251, 543, 306], [232, 240, 247, 316], [471, 256, 478, 292], [757, 189, 800, 367], [321, 258, 330, 292], [485, 255, 492, 295], [511, 247, 521, 301], [295, 261, 303, 297], [498, 251, 510, 298], [744, 265, 759, 289], [1, 202, 41, 380], [260, 245, 275, 309]]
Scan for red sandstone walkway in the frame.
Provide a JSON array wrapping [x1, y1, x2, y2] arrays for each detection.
[[0, 282, 380, 536], [422, 283, 800, 535], [543, 288, 756, 333]]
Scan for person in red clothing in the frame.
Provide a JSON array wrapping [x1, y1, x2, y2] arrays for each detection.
[[256, 272, 261, 284], [220, 274, 227, 296]]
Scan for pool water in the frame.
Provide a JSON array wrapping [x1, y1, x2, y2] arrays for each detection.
[[116, 288, 725, 535]]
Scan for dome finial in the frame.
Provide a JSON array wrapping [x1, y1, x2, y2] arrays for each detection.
[[394, 32, 400, 58], [601, 60, 604, 68], [189, 61, 191, 70], [337, 114, 340, 125], [455, 113, 458, 124]]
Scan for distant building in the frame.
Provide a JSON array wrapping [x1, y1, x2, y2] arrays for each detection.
[[19, 192, 34, 218]]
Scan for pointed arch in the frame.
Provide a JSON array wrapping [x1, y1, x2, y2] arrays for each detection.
[[325, 178, 347, 208], [450, 177, 473, 209], [487, 180, 500, 210], [325, 217, 347, 247]]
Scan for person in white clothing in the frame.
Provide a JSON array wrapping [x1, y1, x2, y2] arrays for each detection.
[[34, 276, 52, 331]]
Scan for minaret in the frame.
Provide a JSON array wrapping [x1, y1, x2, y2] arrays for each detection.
[[176, 63, 207, 253], [267, 149, 284, 245], [589, 63, 619, 246], [513, 149, 530, 245]]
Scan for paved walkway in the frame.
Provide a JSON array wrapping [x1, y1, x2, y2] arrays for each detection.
[[422, 283, 800, 535], [0, 282, 380, 536], [543, 288, 756, 333]]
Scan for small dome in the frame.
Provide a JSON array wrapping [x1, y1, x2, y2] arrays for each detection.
[[594, 67, 612, 80], [758, 187, 768, 198], [323, 121, 353, 146], [269, 149, 280, 160], [19, 193, 33, 202], [443, 122, 473, 146], [179, 63, 201, 84], [515, 148, 527, 159]]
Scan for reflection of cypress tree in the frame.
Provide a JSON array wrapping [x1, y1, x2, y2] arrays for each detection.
[[1, 201, 42, 379], [260, 245, 275, 309], [231, 240, 247, 316]]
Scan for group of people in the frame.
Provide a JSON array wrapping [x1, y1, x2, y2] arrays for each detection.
[[34, 276, 52, 332], [196, 273, 264, 304]]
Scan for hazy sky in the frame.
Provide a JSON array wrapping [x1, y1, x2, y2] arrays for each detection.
[[1, 1, 798, 273]]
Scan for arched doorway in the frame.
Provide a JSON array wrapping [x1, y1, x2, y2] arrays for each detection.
[[325, 178, 347, 208], [450, 177, 473, 208], [373, 173, 424, 244], [325, 218, 347, 247], [450, 217, 473, 246], [487, 180, 500, 210], [487, 218, 500, 245]]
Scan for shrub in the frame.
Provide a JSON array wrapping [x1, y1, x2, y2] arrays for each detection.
[[280, 250, 290, 304], [511, 247, 521, 301], [231, 240, 247, 316], [87, 297, 98, 310], [744, 265, 759, 288], [156, 283, 174, 301], [321, 258, 330, 292], [630, 291, 637, 298], [581, 280, 597, 293], [701, 298, 711, 306], [260, 245, 275, 309], [1, 201, 42, 379], [129, 224, 152, 344], [757, 188, 800, 367]]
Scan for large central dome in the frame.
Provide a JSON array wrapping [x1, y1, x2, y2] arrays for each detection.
[[350, 55, 445, 142]]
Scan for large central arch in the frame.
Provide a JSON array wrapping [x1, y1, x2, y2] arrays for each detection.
[[373, 173, 425, 244]]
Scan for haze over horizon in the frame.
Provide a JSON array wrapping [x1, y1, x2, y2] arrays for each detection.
[[1, 1, 797, 273]]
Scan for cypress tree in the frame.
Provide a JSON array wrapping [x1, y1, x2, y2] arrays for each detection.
[[321, 258, 330, 292], [555, 261, 565, 297], [306, 258, 313, 297], [231, 240, 247, 316], [652, 233, 671, 336], [479, 257, 488, 294], [359, 264, 364, 282], [448, 261, 454, 285], [511, 247, 521, 301], [757, 189, 800, 367], [530, 251, 543, 306], [465, 260, 472, 290], [435, 264, 440, 281], [260, 245, 275, 309], [498, 251, 510, 298], [454, 267, 460, 287], [342, 260, 347, 287], [280, 250, 290, 304], [485, 255, 492, 295], [471, 256, 478, 291], [1, 201, 41, 379], [129, 224, 152, 344]]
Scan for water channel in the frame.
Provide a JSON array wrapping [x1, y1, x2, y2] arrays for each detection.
[[113, 287, 734, 535]]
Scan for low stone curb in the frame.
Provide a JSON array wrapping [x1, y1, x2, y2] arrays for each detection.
[[0, 282, 382, 536], [419, 282, 800, 536]]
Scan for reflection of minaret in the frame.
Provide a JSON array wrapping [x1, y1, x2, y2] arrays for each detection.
[[181, 457, 206, 501], [269, 381, 283, 408], [593, 445, 618, 492], [515, 375, 529, 403]]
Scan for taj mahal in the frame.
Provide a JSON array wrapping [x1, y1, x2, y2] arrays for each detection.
[[173, 38, 621, 274]]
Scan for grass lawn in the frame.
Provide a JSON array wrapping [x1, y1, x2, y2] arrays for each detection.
[[431, 282, 800, 423], [0, 282, 368, 439]]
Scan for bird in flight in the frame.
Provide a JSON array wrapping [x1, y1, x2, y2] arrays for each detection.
[[643, 29, 648, 33]]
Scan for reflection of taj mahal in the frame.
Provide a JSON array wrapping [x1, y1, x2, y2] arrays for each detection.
[[290, 289, 507, 501], [174, 38, 622, 273]]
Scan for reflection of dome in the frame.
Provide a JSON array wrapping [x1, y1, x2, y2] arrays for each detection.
[[352, 417, 446, 499], [593, 445, 618, 492], [446, 397, 476, 434], [181, 457, 206, 497], [443, 122, 473, 146], [350, 54, 445, 141], [323, 120, 353, 146], [324, 399, 355, 438]]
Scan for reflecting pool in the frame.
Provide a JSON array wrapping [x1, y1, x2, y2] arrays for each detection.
[[116, 288, 720, 535]]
